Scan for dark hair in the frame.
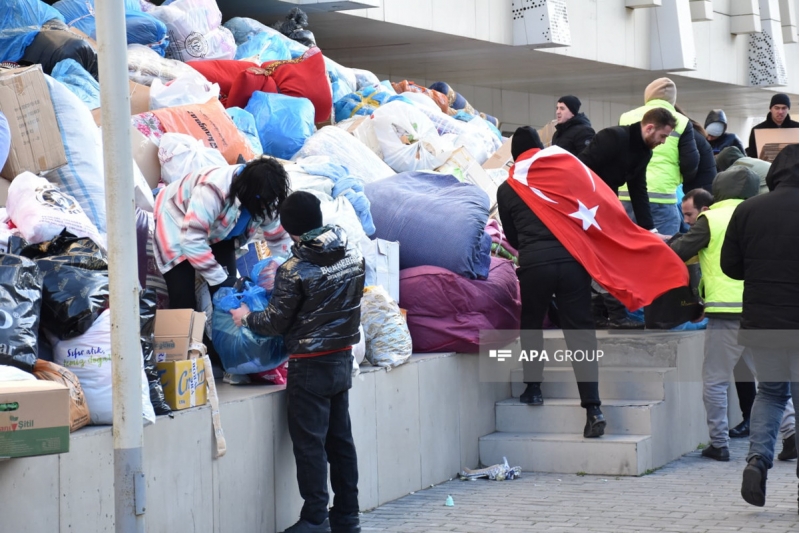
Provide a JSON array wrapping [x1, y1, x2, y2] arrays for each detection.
[[674, 105, 707, 137], [229, 157, 290, 220], [681, 188, 713, 211], [641, 107, 677, 130]]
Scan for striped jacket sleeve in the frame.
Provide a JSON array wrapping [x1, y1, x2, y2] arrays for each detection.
[[180, 182, 229, 286]]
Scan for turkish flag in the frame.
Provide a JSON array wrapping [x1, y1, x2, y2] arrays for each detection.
[[507, 146, 688, 310]]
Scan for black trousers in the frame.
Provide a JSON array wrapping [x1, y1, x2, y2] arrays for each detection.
[[287, 350, 360, 528], [519, 260, 601, 409], [734, 357, 757, 420], [161, 239, 238, 310]]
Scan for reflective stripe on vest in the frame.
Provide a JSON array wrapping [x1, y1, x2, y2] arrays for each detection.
[[618, 101, 689, 204], [697, 199, 744, 314]]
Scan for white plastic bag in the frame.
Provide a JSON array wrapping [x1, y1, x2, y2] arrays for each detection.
[[352, 68, 380, 91], [371, 101, 454, 172], [7, 172, 103, 246], [54, 311, 156, 426], [127, 43, 209, 86], [151, 0, 235, 61], [360, 286, 412, 368], [0, 365, 36, 382], [353, 324, 366, 365], [150, 76, 220, 110], [158, 132, 228, 184], [284, 161, 334, 197]]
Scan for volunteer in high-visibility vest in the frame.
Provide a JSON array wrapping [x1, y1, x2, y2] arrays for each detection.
[[670, 167, 760, 461], [619, 78, 700, 235]]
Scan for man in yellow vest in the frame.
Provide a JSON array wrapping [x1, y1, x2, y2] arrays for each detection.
[[670, 167, 759, 461], [620, 78, 700, 235]]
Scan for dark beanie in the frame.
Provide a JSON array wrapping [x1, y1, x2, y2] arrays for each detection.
[[279, 191, 323, 237], [511, 126, 544, 161], [558, 95, 581, 115], [770, 93, 791, 109]]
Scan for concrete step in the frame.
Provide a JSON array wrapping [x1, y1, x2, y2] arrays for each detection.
[[510, 367, 676, 401], [495, 398, 659, 435], [479, 432, 652, 476]]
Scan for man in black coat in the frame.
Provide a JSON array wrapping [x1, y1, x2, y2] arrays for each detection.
[[746, 93, 799, 158], [551, 95, 595, 156], [720, 144, 799, 508], [705, 109, 746, 155]]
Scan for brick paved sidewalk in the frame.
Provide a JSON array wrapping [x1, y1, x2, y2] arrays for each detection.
[[360, 439, 798, 533]]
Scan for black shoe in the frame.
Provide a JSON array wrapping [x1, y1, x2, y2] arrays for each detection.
[[520, 383, 543, 405], [729, 419, 750, 438], [282, 518, 331, 533], [330, 510, 360, 533], [607, 318, 645, 330], [741, 456, 769, 507], [701, 444, 730, 461], [778, 436, 798, 461], [584, 411, 606, 438]]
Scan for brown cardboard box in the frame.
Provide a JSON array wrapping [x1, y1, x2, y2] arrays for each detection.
[[437, 147, 499, 208], [0, 176, 10, 207], [157, 357, 207, 411], [154, 309, 206, 362], [754, 129, 798, 162], [538, 119, 558, 147], [91, 81, 151, 127], [481, 137, 513, 172], [0, 65, 67, 180], [0, 380, 70, 458], [131, 126, 161, 189]]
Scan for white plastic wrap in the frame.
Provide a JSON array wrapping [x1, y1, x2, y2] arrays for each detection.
[[127, 43, 209, 86], [360, 286, 412, 368], [293, 126, 394, 185], [150, 75, 220, 110], [284, 161, 335, 197], [352, 68, 380, 91], [151, 0, 235, 61], [370, 101, 454, 172], [158, 132, 227, 184]]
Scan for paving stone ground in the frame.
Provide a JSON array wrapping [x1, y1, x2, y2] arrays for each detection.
[[360, 439, 799, 533]]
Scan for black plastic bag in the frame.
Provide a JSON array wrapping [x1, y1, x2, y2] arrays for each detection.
[[0, 254, 43, 372], [273, 8, 317, 47], [20, 231, 109, 340], [19, 20, 99, 78], [644, 265, 703, 329], [140, 289, 171, 416]]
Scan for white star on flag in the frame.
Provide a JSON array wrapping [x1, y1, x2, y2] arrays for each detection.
[[569, 200, 601, 231]]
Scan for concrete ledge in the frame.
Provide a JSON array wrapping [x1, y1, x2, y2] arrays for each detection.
[[0, 352, 509, 533]]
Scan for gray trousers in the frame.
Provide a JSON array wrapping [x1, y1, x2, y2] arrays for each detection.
[[703, 318, 795, 448]]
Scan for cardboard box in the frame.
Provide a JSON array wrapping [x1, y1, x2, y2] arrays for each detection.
[[364, 239, 400, 302], [91, 81, 151, 127], [154, 309, 206, 362], [0, 380, 70, 458], [0, 176, 9, 207], [131, 126, 161, 190], [157, 357, 207, 411], [538, 119, 558, 147], [437, 146, 499, 208], [0, 65, 67, 180], [481, 137, 513, 172], [754, 128, 798, 162]]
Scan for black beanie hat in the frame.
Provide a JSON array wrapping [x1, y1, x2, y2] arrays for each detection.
[[511, 126, 544, 161], [558, 95, 581, 115], [279, 191, 323, 237], [770, 93, 791, 109]]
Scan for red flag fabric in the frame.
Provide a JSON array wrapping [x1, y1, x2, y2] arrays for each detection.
[[507, 146, 688, 310]]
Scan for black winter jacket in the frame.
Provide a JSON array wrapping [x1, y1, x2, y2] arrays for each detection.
[[708, 133, 745, 155], [551, 113, 595, 156], [497, 180, 573, 267], [746, 112, 800, 158], [721, 145, 798, 345], [689, 128, 716, 193], [577, 122, 654, 230], [245, 226, 365, 354]]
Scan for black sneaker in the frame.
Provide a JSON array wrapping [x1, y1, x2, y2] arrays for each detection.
[[701, 444, 730, 462], [741, 456, 769, 507], [282, 518, 331, 533], [584, 410, 606, 438], [729, 419, 750, 438], [778, 436, 798, 461], [519, 383, 543, 405]]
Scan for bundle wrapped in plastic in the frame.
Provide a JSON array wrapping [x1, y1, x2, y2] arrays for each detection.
[[0, 254, 42, 372], [391, 80, 449, 114], [20, 19, 98, 78], [150, 0, 235, 61], [51, 58, 100, 110], [223, 16, 308, 58], [273, 7, 316, 47], [325, 56, 357, 104], [128, 43, 208, 86], [226, 107, 263, 156], [245, 92, 315, 160], [333, 84, 409, 123], [149, 75, 220, 110], [360, 286, 412, 368], [157, 132, 227, 185], [293, 126, 395, 186], [352, 68, 380, 91], [235, 31, 290, 64], [458, 457, 521, 481], [429, 81, 500, 129], [0, 0, 64, 63]]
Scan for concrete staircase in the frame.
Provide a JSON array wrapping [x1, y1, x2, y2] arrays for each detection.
[[478, 331, 708, 476]]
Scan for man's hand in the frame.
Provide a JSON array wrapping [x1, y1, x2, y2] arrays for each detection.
[[230, 303, 251, 327]]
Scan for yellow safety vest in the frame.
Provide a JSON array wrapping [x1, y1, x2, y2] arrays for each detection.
[[697, 199, 744, 314], [618, 100, 689, 204]]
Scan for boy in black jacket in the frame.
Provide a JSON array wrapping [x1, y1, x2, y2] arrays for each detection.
[[231, 191, 366, 533]]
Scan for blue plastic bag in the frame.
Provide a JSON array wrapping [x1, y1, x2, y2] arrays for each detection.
[[0, 0, 65, 62], [234, 32, 290, 64], [51, 58, 100, 110], [224, 17, 308, 58], [226, 107, 263, 156], [245, 91, 315, 160], [211, 281, 288, 374]]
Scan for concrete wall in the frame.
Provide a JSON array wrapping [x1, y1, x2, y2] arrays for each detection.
[[0, 353, 509, 533]]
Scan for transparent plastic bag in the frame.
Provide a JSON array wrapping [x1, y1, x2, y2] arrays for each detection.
[[127, 43, 208, 86], [158, 132, 227, 184], [149, 75, 220, 110], [371, 101, 454, 172], [360, 286, 412, 368]]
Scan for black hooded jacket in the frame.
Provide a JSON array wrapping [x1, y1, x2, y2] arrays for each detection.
[[551, 113, 595, 156], [721, 145, 799, 341], [746, 112, 799, 158], [245, 225, 365, 354]]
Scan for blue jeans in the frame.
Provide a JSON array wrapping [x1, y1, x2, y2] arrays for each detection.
[[623, 201, 682, 236], [747, 348, 799, 468]]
